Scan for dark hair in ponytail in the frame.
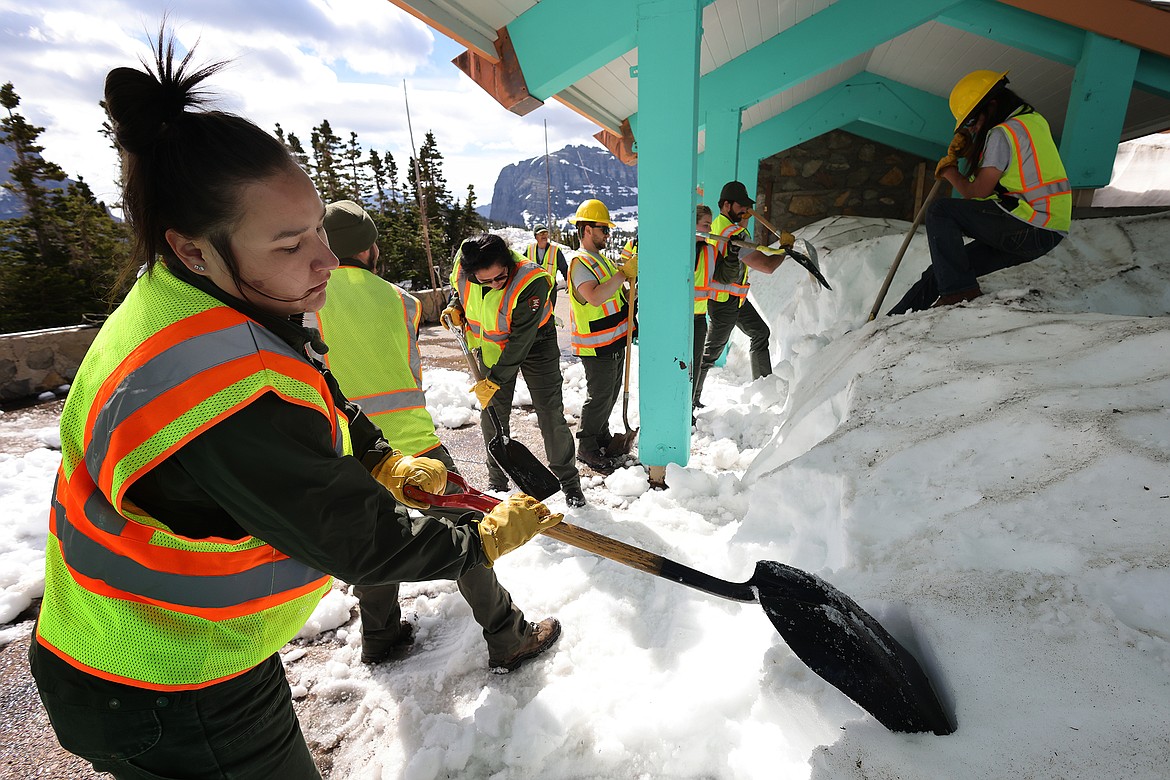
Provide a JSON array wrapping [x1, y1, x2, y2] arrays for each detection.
[[105, 26, 299, 284], [965, 79, 1032, 167], [459, 233, 513, 276]]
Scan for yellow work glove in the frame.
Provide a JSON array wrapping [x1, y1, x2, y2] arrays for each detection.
[[756, 244, 786, 256], [778, 230, 796, 249], [372, 451, 448, 509], [477, 493, 564, 567], [935, 154, 959, 180], [619, 254, 637, 280], [441, 305, 464, 330], [471, 378, 500, 407], [948, 131, 972, 158]]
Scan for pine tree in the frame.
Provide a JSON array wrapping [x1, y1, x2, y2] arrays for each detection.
[[0, 83, 129, 332], [367, 150, 388, 213], [1, 82, 67, 260], [342, 131, 366, 201], [310, 120, 343, 201]]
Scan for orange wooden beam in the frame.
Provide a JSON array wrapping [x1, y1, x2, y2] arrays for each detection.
[[451, 26, 543, 116], [998, 0, 1170, 58], [594, 118, 637, 166]]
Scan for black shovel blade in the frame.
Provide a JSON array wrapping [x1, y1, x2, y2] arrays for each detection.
[[751, 561, 954, 734], [483, 407, 561, 500], [788, 248, 832, 290]]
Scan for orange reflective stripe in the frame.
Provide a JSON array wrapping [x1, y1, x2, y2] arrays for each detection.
[[35, 634, 255, 691]]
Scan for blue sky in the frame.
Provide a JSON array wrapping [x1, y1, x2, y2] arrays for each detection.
[[0, 0, 604, 209]]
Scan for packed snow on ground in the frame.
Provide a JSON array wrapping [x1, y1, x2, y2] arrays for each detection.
[[1, 210, 1168, 778]]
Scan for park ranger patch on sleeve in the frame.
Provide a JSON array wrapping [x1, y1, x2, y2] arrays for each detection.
[[528, 295, 543, 312]]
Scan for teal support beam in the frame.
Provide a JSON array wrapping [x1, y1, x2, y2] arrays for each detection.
[[700, 108, 742, 213], [738, 73, 950, 167], [508, 0, 636, 99], [507, 0, 715, 100], [699, 0, 964, 117], [635, 0, 703, 469], [940, 0, 1170, 101], [1061, 33, 1140, 187], [842, 121, 947, 160], [939, 0, 1082, 65]]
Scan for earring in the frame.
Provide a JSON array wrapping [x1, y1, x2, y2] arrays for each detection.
[[193, 264, 205, 272]]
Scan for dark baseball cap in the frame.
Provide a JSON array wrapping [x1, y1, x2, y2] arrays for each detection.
[[718, 181, 755, 207]]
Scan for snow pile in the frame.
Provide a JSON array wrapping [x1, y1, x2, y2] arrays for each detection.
[[1, 210, 1168, 778]]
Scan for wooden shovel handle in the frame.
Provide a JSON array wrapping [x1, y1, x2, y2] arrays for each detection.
[[867, 179, 944, 321]]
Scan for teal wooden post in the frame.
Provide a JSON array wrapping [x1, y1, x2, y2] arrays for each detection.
[[635, 0, 703, 472], [701, 108, 741, 210], [1061, 32, 1140, 188]]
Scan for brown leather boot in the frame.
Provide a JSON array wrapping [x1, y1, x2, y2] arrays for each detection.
[[931, 286, 983, 307], [488, 618, 562, 674], [360, 620, 414, 665]]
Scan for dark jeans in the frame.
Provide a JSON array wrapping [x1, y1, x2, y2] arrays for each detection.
[[888, 197, 1065, 314], [30, 641, 320, 779], [692, 296, 771, 407], [354, 445, 527, 660], [577, 351, 625, 454], [691, 313, 707, 404], [478, 328, 579, 491]]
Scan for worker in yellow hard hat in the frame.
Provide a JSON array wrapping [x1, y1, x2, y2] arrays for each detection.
[[566, 198, 633, 473], [888, 70, 1072, 313]]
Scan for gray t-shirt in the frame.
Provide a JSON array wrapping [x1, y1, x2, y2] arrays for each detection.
[[980, 126, 1011, 173]]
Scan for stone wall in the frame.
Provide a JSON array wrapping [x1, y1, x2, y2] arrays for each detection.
[[754, 129, 933, 237], [0, 326, 98, 403], [0, 287, 453, 405]]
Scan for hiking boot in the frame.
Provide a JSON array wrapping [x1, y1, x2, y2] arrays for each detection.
[[577, 448, 617, 474], [931, 287, 983, 308], [564, 485, 586, 508], [487, 478, 510, 492], [488, 618, 561, 674], [360, 620, 414, 665]]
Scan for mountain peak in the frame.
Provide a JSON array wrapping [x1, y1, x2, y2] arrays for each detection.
[[488, 144, 637, 229]]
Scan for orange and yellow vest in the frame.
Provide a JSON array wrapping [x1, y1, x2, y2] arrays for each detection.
[[705, 214, 751, 304], [985, 111, 1071, 233], [304, 267, 439, 456], [569, 248, 630, 357], [694, 242, 716, 316], [525, 241, 566, 280], [36, 263, 345, 691], [450, 250, 553, 368]]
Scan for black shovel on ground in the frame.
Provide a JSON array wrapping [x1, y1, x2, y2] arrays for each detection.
[[409, 470, 955, 736], [442, 314, 561, 499]]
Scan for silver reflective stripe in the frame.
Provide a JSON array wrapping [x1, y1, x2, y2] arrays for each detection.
[[83, 488, 128, 535], [86, 322, 298, 482], [575, 320, 629, 347], [55, 492, 326, 609], [356, 389, 427, 415], [1027, 180, 1071, 199]]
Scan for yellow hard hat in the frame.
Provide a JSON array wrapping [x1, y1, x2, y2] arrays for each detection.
[[568, 198, 615, 227], [949, 70, 1009, 129]]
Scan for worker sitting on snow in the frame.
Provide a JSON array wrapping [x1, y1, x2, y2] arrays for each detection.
[[888, 70, 1071, 313]]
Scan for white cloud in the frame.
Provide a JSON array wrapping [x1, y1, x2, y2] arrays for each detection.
[[0, 0, 608, 211]]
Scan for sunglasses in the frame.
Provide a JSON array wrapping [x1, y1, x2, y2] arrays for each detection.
[[588, 223, 611, 234], [475, 269, 510, 286]]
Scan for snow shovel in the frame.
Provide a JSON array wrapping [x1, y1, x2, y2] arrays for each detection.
[[442, 314, 561, 500], [743, 208, 832, 291], [408, 473, 955, 736], [606, 277, 638, 458], [867, 179, 944, 321], [700, 232, 831, 291]]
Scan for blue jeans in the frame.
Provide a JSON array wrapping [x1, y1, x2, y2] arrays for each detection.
[[888, 197, 1064, 314]]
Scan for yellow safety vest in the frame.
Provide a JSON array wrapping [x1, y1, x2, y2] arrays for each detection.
[[525, 241, 566, 280], [305, 266, 440, 456], [37, 263, 344, 691], [705, 214, 750, 304], [569, 248, 629, 357], [987, 111, 1072, 233], [450, 250, 553, 368], [695, 242, 716, 315]]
